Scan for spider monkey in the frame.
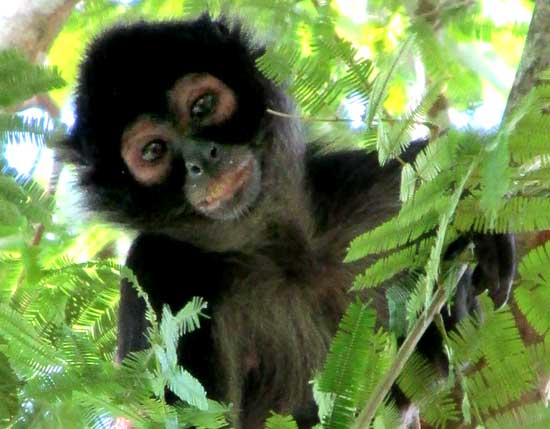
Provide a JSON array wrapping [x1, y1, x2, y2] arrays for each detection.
[[59, 15, 515, 429]]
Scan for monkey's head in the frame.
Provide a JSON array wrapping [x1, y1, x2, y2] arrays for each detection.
[[61, 16, 303, 242]]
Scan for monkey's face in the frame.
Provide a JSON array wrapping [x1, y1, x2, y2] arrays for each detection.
[[121, 73, 262, 221], [65, 17, 276, 227]]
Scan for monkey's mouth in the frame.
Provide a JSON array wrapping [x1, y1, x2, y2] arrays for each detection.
[[197, 157, 254, 212]]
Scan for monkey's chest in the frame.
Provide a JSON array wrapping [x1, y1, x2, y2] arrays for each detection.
[[210, 256, 358, 416]]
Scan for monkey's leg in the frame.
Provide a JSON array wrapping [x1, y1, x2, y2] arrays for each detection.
[[118, 233, 229, 400]]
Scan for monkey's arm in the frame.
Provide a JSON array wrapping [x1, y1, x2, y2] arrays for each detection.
[[117, 233, 227, 398], [305, 145, 515, 313]]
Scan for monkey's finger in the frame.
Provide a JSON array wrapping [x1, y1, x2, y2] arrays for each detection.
[[472, 233, 516, 308]]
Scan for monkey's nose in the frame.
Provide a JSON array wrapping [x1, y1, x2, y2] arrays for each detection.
[[185, 161, 203, 177], [184, 142, 221, 177]]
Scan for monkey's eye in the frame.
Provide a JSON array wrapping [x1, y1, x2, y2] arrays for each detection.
[[141, 139, 168, 162], [190, 93, 217, 121]]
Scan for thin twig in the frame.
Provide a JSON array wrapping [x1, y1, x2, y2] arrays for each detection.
[[267, 108, 440, 131], [266, 108, 352, 123], [415, 0, 474, 21], [355, 264, 468, 429], [15, 158, 62, 288], [381, 115, 441, 138], [434, 313, 484, 427], [14, 94, 63, 289], [266, 109, 431, 176], [395, 156, 408, 167]]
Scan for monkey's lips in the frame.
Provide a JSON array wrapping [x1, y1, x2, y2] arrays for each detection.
[[198, 158, 254, 211]]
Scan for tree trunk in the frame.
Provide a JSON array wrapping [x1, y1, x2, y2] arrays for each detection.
[[0, 0, 77, 61], [503, 0, 550, 119], [502, 0, 550, 409]]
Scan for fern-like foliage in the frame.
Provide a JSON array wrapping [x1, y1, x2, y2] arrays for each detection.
[[152, 300, 209, 409], [0, 50, 64, 108], [265, 412, 298, 429], [0, 46, 232, 428], [515, 242, 550, 335], [316, 301, 395, 429], [397, 352, 459, 427], [1, 2, 549, 429]]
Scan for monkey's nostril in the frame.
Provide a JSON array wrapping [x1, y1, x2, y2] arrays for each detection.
[[186, 162, 203, 177], [209, 145, 218, 159]]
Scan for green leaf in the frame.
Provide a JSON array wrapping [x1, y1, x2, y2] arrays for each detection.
[[317, 301, 394, 429], [0, 304, 65, 377], [515, 242, 550, 335], [266, 413, 298, 429], [353, 238, 433, 289], [0, 50, 65, 107], [479, 133, 511, 222]]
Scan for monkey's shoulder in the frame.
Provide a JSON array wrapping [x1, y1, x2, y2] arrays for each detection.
[[125, 233, 230, 309], [305, 140, 426, 233]]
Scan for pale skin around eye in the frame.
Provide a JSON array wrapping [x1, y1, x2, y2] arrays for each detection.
[[120, 73, 237, 187]]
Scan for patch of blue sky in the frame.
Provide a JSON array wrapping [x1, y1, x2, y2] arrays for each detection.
[[3, 101, 77, 181], [0, 3, 19, 17], [343, 96, 367, 129], [114, 0, 140, 5], [449, 84, 506, 130], [335, 0, 368, 24], [3, 108, 53, 180], [61, 102, 76, 128], [482, 0, 532, 25], [342, 92, 504, 135]]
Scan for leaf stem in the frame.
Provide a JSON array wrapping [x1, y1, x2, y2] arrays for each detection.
[[355, 264, 468, 429], [266, 108, 351, 123]]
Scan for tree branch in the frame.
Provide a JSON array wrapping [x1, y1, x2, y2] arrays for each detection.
[[355, 265, 468, 429], [0, 0, 77, 62], [502, 0, 550, 120]]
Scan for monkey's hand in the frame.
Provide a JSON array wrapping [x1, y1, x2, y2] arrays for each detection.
[[472, 233, 516, 308]]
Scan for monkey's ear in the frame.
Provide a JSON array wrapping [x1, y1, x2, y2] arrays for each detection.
[[55, 134, 75, 162], [214, 17, 231, 36], [55, 133, 88, 166], [197, 12, 230, 36], [472, 233, 516, 308]]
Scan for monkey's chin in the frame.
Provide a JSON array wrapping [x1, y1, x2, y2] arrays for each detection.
[[193, 157, 261, 221]]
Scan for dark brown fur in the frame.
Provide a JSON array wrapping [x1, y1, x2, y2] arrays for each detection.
[[59, 16, 515, 429]]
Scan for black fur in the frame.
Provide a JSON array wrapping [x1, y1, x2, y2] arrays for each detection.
[[60, 16, 516, 429], [62, 16, 269, 227]]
